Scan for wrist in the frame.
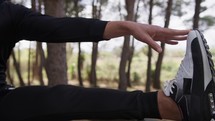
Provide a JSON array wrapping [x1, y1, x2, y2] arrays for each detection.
[[103, 21, 134, 39]]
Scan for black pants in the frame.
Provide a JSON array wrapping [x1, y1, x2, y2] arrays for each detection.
[[0, 85, 160, 121]]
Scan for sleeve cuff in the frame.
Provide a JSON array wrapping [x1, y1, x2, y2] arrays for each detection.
[[89, 20, 109, 42]]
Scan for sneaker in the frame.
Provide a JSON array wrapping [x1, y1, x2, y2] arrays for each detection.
[[163, 29, 215, 121]]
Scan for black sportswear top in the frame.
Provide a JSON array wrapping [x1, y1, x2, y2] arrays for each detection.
[[0, 1, 108, 85]]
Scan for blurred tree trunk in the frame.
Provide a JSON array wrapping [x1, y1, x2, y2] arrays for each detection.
[[126, 39, 134, 88], [6, 61, 14, 85], [153, 0, 173, 89], [11, 50, 25, 86], [29, 0, 36, 86], [193, 0, 201, 28], [37, 42, 45, 85], [90, 42, 98, 87], [31, 0, 45, 86], [90, 0, 102, 87], [119, 0, 135, 91], [44, 0, 68, 86], [17, 43, 21, 69], [73, 0, 84, 87], [146, 0, 154, 92], [27, 43, 31, 85], [37, 0, 45, 86], [126, 0, 140, 88], [78, 42, 84, 86]]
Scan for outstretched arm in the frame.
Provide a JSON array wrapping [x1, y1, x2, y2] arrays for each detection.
[[6, 2, 108, 43], [5, 1, 189, 52], [103, 21, 190, 53]]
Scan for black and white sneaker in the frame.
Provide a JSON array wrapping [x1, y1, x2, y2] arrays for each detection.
[[163, 29, 215, 121]]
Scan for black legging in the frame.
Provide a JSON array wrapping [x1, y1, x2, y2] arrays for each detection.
[[0, 85, 160, 121]]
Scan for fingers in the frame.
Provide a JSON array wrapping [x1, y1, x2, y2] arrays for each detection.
[[143, 34, 162, 53], [134, 24, 190, 53], [170, 35, 187, 40], [153, 34, 188, 43], [161, 28, 191, 36]]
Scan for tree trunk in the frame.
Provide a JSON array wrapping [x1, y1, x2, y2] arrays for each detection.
[[154, 43, 164, 89], [193, 0, 201, 29], [44, 0, 68, 86], [11, 50, 25, 86], [154, 0, 172, 89], [119, 0, 135, 91], [73, 0, 84, 87], [89, 0, 101, 87], [126, 41, 134, 88], [146, 46, 152, 92], [37, 42, 45, 85], [126, 0, 140, 88], [27, 43, 31, 85], [119, 36, 130, 90], [32, 0, 45, 86], [78, 42, 84, 86], [145, 0, 154, 92], [6, 61, 14, 85], [17, 43, 21, 69], [90, 42, 98, 87]]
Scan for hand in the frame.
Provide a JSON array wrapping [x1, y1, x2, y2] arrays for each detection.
[[104, 21, 190, 53], [130, 23, 190, 53]]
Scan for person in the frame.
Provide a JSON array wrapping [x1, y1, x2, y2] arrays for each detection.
[[0, 0, 214, 121]]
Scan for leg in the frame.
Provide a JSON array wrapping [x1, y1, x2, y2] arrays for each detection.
[[0, 85, 163, 121], [158, 91, 182, 121]]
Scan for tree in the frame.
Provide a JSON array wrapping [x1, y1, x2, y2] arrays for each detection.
[[89, 0, 100, 87], [89, 0, 107, 87], [31, 0, 45, 86], [27, 42, 32, 85], [145, 0, 154, 92], [126, 0, 141, 88], [154, 0, 173, 89], [193, 0, 202, 29], [44, 0, 68, 86], [11, 50, 25, 86], [75, 0, 84, 87], [36, 42, 46, 85], [6, 60, 14, 85], [65, 0, 85, 86], [118, 0, 136, 91]]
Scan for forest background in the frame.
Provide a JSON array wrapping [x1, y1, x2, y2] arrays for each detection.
[[6, 0, 215, 120], [9, 0, 215, 91]]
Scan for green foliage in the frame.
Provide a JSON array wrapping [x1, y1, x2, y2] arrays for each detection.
[[142, 46, 149, 56], [200, 16, 215, 27], [69, 63, 76, 79], [111, 46, 122, 58], [172, 0, 186, 17], [65, 0, 84, 17], [100, 0, 108, 6], [132, 72, 141, 82], [162, 61, 177, 72], [153, 0, 166, 16]]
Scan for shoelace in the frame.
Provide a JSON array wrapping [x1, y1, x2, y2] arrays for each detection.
[[163, 79, 177, 96]]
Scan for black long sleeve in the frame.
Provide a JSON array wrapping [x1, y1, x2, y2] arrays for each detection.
[[0, 1, 108, 85]]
